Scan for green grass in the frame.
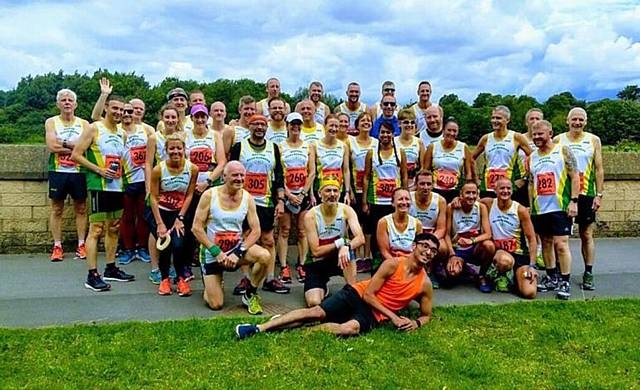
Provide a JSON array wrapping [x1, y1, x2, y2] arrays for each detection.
[[2, 299, 639, 389]]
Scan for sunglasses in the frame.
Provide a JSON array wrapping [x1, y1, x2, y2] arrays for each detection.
[[384, 88, 395, 93], [401, 120, 415, 125], [382, 102, 396, 107], [123, 109, 134, 114]]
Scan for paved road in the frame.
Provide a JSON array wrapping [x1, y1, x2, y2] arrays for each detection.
[[1, 238, 638, 328]]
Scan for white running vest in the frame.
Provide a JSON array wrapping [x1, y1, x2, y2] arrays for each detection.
[[420, 130, 443, 148], [281, 140, 310, 192], [49, 116, 84, 173], [185, 130, 216, 184], [158, 160, 193, 211], [383, 214, 419, 256], [316, 140, 346, 189], [122, 124, 148, 185], [349, 136, 378, 194], [410, 191, 442, 233], [337, 102, 368, 129], [432, 140, 466, 191], [239, 139, 277, 207], [300, 123, 324, 145], [203, 187, 250, 263], [489, 199, 525, 255], [266, 123, 287, 146], [451, 201, 481, 248], [311, 204, 348, 262]]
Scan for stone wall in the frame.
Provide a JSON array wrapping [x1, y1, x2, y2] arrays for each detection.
[[1, 145, 639, 253]]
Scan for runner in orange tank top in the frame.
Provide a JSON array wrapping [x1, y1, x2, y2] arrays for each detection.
[[235, 232, 437, 338]]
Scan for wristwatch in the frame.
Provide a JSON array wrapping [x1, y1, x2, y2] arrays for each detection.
[[596, 193, 603, 198], [177, 214, 185, 221], [570, 197, 579, 203], [233, 245, 248, 258]]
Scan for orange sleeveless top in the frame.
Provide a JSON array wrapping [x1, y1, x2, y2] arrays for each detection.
[[354, 257, 426, 322]]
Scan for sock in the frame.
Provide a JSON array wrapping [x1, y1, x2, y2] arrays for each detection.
[[105, 263, 116, 270], [561, 273, 570, 282], [266, 274, 274, 282], [88, 268, 98, 276], [78, 239, 85, 246], [54, 240, 62, 247], [585, 265, 593, 273]]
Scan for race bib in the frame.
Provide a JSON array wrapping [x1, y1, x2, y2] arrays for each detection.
[[105, 155, 122, 178], [286, 167, 307, 190], [407, 162, 417, 176], [376, 178, 396, 199], [245, 172, 268, 196], [130, 145, 146, 167], [319, 236, 340, 246], [322, 167, 343, 184], [487, 168, 507, 190], [58, 153, 76, 167], [436, 169, 457, 189], [536, 172, 556, 196], [355, 170, 365, 191], [214, 231, 241, 253], [159, 190, 186, 210], [189, 147, 212, 172], [495, 238, 517, 253]]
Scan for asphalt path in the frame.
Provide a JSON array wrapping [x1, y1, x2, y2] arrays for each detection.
[[0, 238, 637, 328]]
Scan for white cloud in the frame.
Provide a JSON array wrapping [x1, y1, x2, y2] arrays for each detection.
[[0, 0, 638, 106]]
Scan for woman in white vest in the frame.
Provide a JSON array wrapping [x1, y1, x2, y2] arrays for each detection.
[[147, 133, 198, 297], [377, 188, 422, 261], [314, 114, 352, 204]]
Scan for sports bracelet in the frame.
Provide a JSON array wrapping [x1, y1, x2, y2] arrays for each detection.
[[415, 318, 422, 328], [334, 238, 345, 249], [208, 245, 222, 257]]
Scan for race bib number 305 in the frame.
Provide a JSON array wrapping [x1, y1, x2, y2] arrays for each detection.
[[245, 172, 268, 196]]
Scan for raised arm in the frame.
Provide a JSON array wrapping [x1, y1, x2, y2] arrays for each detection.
[[90, 77, 112, 121]]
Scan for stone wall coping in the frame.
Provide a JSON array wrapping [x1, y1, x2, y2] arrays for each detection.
[[1, 144, 639, 181]]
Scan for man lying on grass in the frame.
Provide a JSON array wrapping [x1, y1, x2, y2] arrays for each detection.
[[235, 232, 437, 338]]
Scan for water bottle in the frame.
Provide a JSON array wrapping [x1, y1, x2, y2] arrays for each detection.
[[108, 161, 120, 182]]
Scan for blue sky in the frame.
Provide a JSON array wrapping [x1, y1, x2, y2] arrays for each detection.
[[1, 0, 639, 105]]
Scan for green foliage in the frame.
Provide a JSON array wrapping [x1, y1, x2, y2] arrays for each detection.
[[1, 299, 639, 388], [1, 71, 639, 145]]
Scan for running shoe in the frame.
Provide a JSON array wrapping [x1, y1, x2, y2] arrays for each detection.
[[184, 266, 194, 282], [84, 271, 111, 292], [117, 249, 136, 265], [135, 248, 151, 263], [262, 279, 291, 294], [176, 277, 192, 297], [535, 253, 545, 270], [233, 277, 251, 296], [235, 323, 260, 339], [581, 272, 595, 291], [149, 268, 161, 285], [242, 293, 263, 315], [279, 265, 292, 284], [537, 274, 559, 292], [103, 266, 135, 282], [158, 278, 172, 295], [296, 263, 306, 283], [356, 258, 372, 273], [494, 275, 510, 293], [557, 280, 571, 300], [50, 245, 64, 262], [75, 243, 87, 260], [477, 276, 492, 293]]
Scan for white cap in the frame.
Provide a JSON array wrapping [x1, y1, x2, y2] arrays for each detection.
[[286, 112, 303, 123]]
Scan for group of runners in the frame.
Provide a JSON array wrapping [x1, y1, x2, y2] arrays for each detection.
[[45, 77, 604, 337]]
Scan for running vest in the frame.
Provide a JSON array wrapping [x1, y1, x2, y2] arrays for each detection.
[[451, 201, 481, 249], [121, 124, 148, 185], [410, 191, 442, 233], [186, 129, 216, 184], [411, 103, 428, 133], [383, 214, 419, 256], [280, 140, 309, 193], [557, 132, 598, 196], [154, 131, 167, 163], [48, 116, 84, 173], [85, 122, 125, 192], [528, 144, 572, 215], [432, 140, 466, 191], [349, 136, 378, 194], [300, 123, 324, 145], [202, 187, 250, 263], [517, 136, 536, 180], [489, 199, 527, 255], [314, 104, 328, 125], [354, 258, 426, 322], [266, 122, 287, 145], [337, 102, 368, 129], [316, 139, 346, 191], [258, 98, 271, 118], [233, 125, 251, 145], [395, 135, 421, 180], [480, 130, 522, 192], [309, 204, 348, 262], [367, 145, 401, 205], [239, 139, 277, 207], [419, 130, 443, 147], [158, 160, 193, 211]]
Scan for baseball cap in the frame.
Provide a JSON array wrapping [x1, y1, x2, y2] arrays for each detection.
[[286, 112, 303, 124], [190, 104, 208, 116], [166, 87, 188, 101]]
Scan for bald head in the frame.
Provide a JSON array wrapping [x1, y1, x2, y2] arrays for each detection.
[[224, 160, 245, 175]]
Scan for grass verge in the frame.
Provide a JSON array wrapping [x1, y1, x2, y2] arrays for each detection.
[[1, 299, 639, 389]]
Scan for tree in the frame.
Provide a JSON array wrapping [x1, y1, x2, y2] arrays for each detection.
[[617, 85, 640, 101]]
